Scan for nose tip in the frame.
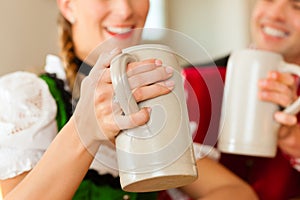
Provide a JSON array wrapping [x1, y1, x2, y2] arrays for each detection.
[[114, 0, 134, 19]]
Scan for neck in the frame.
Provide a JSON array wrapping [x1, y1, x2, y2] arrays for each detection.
[[284, 55, 300, 66]]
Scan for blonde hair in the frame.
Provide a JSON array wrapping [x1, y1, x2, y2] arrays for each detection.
[[57, 13, 78, 90]]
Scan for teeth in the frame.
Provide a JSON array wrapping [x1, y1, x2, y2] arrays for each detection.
[[263, 26, 287, 38], [106, 27, 132, 34]]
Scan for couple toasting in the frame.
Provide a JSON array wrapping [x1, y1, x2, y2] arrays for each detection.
[[1, 0, 300, 200]]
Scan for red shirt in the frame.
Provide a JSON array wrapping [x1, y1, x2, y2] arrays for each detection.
[[182, 64, 300, 200]]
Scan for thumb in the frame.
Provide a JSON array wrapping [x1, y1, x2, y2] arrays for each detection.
[[89, 48, 121, 79]]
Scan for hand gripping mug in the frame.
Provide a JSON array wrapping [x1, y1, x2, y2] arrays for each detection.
[[110, 44, 198, 192], [218, 49, 300, 157]]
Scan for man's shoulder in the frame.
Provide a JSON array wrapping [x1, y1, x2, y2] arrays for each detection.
[[182, 54, 229, 84], [198, 54, 230, 67], [212, 55, 230, 67], [183, 54, 230, 70]]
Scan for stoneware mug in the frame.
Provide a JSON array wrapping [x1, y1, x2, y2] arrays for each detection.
[[218, 48, 300, 157], [110, 44, 198, 192]]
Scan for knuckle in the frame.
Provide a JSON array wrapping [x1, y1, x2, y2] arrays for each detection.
[[127, 62, 136, 71], [159, 84, 171, 94], [103, 117, 119, 132], [159, 67, 167, 79], [129, 76, 141, 89], [131, 109, 149, 126], [133, 88, 144, 102], [95, 91, 107, 102], [96, 103, 112, 116], [140, 109, 150, 122]]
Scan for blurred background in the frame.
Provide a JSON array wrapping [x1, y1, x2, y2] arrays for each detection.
[[0, 0, 255, 75]]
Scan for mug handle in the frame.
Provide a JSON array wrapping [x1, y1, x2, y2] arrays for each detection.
[[279, 62, 300, 115], [110, 53, 140, 115]]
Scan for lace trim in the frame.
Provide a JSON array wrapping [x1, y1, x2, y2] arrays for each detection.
[[0, 71, 57, 150], [0, 72, 50, 135]]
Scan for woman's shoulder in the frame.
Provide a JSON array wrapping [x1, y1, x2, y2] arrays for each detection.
[[0, 71, 58, 149], [0, 71, 55, 102], [0, 55, 71, 180], [44, 54, 67, 81]]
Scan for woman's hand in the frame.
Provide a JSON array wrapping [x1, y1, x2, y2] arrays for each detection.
[[74, 49, 174, 153], [258, 71, 300, 158], [94, 56, 174, 141]]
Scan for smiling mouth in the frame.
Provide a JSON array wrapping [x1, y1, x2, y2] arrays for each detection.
[[106, 26, 134, 35], [262, 26, 289, 38]]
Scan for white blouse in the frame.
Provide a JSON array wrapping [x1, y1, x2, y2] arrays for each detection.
[[0, 71, 57, 179]]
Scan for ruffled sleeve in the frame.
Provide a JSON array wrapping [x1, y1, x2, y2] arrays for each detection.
[[0, 71, 57, 179], [189, 121, 220, 161], [193, 143, 220, 161]]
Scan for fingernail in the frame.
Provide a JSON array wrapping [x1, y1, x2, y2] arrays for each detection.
[[268, 71, 277, 79], [155, 59, 162, 66], [258, 80, 267, 86], [290, 116, 297, 124], [274, 112, 285, 123], [165, 80, 175, 89], [165, 66, 173, 74], [275, 112, 297, 125], [146, 107, 152, 114]]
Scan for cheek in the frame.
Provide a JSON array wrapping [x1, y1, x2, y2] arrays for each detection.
[[251, 6, 262, 26], [251, 1, 266, 24], [250, 13, 259, 37], [78, 1, 108, 24], [134, 0, 150, 24], [140, 11, 149, 25], [250, 5, 264, 36], [292, 18, 300, 33]]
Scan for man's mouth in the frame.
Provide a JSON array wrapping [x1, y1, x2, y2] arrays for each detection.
[[262, 26, 289, 38]]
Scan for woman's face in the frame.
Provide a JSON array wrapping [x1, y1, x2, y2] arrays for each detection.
[[251, 0, 300, 63], [64, 0, 149, 60]]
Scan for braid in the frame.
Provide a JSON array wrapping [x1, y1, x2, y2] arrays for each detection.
[[57, 13, 78, 90]]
